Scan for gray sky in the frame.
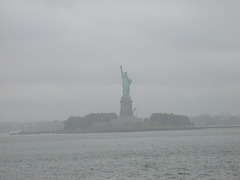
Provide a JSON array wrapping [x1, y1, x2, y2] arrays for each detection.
[[1, 0, 240, 122]]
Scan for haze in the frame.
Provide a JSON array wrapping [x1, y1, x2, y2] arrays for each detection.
[[1, 1, 239, 122]]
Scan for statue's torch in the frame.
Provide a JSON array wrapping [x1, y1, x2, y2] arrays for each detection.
[[120, 65, 123, 76]]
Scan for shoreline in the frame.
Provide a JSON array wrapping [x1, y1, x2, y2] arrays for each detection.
[[13, 126, 201, 135], [8, 125, 240, 135]]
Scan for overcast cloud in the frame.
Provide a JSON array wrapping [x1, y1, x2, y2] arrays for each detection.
[[1, 0, 240, 122]]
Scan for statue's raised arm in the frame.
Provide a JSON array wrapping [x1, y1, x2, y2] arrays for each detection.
[[120, 65, 123, 77]]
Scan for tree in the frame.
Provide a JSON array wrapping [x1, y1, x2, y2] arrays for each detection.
[[149, 113, 193, 127], [63, 112, 118, 130]]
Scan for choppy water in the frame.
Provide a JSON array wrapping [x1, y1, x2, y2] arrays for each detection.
[[0, 129, 240, 180]]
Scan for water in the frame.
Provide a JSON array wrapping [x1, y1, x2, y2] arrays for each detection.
[[0, 129, 240, 180]]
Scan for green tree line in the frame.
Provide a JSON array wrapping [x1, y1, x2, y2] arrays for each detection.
[[149, 113, 194, 127], [63, 112, 118, 130]]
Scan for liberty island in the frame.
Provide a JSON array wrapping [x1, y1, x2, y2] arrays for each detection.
[[12, 66, 196, 134]]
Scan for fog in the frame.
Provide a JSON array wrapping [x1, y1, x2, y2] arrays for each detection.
[[1, 0, 240, 122]]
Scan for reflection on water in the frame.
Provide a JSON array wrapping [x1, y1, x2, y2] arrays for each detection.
[[0, 129, 240, 179]]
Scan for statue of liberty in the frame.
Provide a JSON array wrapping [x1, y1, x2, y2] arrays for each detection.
[[120, 65, 132, 99]]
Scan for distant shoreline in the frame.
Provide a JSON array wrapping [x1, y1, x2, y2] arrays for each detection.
[[8, 125, 240, 135], [11, 127, 201, 135], [58, 127, 203, 134]]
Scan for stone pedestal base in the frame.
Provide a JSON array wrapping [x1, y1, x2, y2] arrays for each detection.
[[110, 116, 143, 128], [120, 97, 133, 117]]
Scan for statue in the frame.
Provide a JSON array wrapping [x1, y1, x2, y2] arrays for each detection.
[[120, 65, 132, 99]]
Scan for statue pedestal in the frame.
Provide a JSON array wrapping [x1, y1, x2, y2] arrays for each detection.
[[120, 97, 133, 117], [109, 96, 143, 129]]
